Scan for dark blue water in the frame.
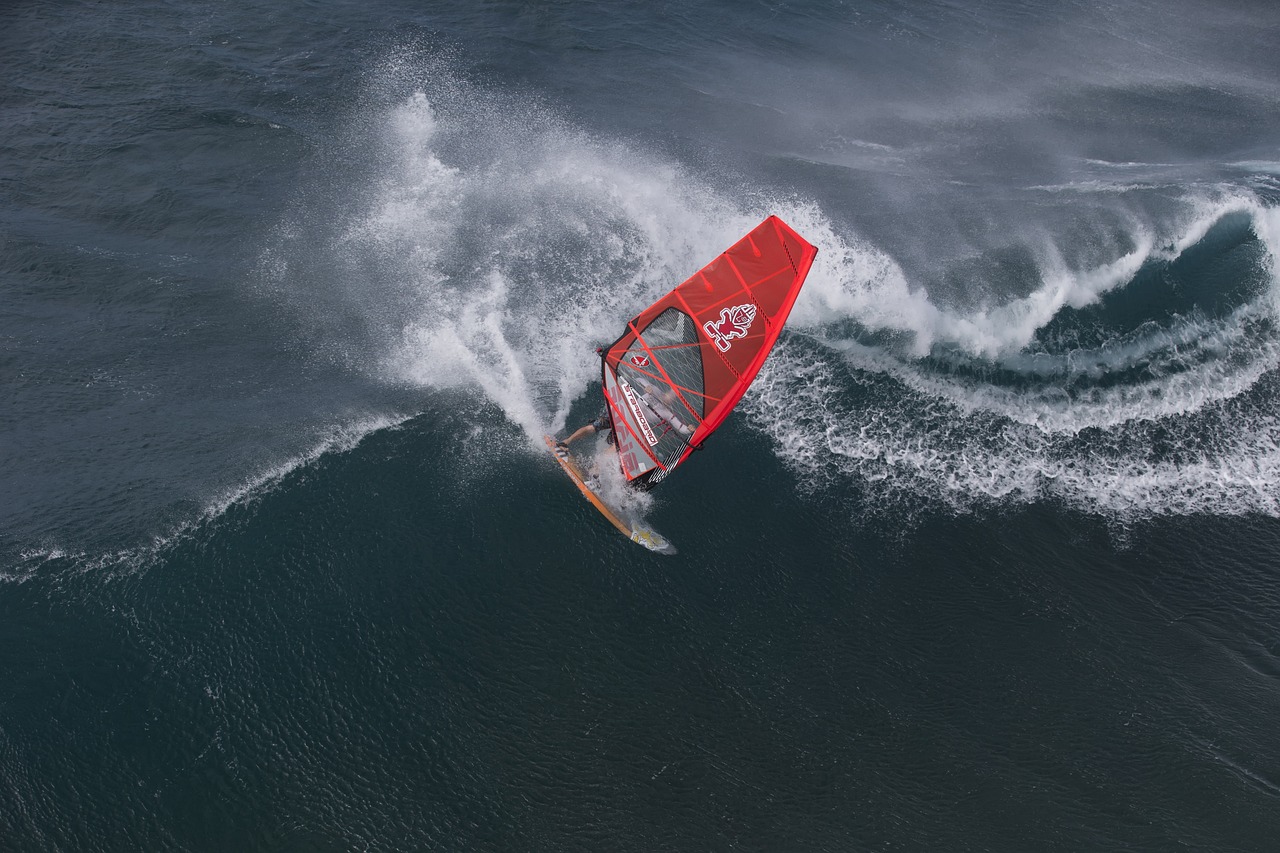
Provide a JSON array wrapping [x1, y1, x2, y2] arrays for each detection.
[[5, 1, 1280, 849]]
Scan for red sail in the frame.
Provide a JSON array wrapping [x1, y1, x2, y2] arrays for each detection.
[[601, 215, 817, 489]]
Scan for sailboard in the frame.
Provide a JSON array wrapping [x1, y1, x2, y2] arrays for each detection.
[[550, 215, 816, 551], [544, 435, 677, 554]]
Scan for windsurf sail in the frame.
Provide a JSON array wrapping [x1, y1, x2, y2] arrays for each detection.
[[601, 215, 817, 489]]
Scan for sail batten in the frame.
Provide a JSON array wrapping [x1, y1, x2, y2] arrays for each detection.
[[601, 216, 817, 490]]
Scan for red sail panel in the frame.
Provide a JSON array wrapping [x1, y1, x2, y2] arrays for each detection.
[[601, 215, 817, 489]]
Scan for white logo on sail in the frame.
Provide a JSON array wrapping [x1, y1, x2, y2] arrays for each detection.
[[618, 376, 659, 446], [703, 303, 757, 352]]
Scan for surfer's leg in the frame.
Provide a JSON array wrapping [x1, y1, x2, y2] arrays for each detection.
[[561, 423, 598, 447]]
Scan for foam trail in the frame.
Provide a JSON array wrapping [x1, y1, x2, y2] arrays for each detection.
[[1251, 203, 1280, 289], [837, 298, 1280, 434], [744, 341, 1280, 520]]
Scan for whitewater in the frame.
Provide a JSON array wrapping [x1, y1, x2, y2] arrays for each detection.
[[251, 54, 1280, 527]]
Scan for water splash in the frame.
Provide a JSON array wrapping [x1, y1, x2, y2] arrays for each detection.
[[279, 56, 1280, 524]]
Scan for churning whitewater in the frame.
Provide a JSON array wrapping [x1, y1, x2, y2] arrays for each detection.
[[263, 58, 1280, 525]]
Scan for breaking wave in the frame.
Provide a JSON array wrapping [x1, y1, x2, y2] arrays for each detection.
[[746, 199, 1280, 520], [265, 53, 1280, 523]]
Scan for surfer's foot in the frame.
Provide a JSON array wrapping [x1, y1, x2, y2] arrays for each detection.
[[554, 440, 569, 458]]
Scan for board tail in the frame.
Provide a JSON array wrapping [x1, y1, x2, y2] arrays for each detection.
[[544, 435, 676, 554]]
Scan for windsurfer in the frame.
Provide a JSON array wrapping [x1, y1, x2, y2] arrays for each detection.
[[634, 375, 693, 436]]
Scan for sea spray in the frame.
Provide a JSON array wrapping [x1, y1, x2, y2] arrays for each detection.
[[269, 57, 1280, 525]]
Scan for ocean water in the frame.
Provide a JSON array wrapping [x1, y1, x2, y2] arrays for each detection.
[[4, 0, 1280, 849]]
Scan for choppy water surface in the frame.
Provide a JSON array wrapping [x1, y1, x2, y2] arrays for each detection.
[[4, 1, 1280, 849]]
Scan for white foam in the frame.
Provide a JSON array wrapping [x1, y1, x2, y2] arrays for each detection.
[[579, 438, 656, 520], [763, 195, 1234, 360], [306, 61, 1280, 525], [838, 300, 1280, 434], [744, 340, 1280, 520], [339, 84, 775, 445], [741, 194, 1280, 520], [1162, 193, 1259, 259], [199, 413, 408, 521]]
